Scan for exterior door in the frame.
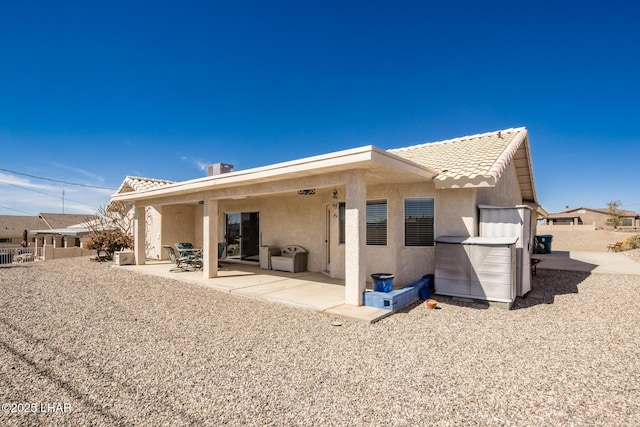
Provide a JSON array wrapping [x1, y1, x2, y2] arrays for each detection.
[[225, 212, 260, 262], [325, 206, 331, 272]]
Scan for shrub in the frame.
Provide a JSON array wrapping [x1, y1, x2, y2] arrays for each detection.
[[86, 229, 134, 260], [621, 234, 640, 251]]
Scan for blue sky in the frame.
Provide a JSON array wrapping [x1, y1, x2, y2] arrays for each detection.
[[1, 0, 639, 216]]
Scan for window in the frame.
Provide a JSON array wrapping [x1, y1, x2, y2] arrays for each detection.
[[338, 200, 388, 246], [366, 200, 387, 245], [622, 218, 633, 227], [404, 198, 434, 246]]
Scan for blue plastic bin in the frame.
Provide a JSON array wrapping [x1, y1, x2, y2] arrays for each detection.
[[371, 273, 394, 293], [420, 274, 434, 300]]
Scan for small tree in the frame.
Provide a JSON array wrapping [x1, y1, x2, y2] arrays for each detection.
[[606, 200, 623, 230], [85, 202, 135, 260]]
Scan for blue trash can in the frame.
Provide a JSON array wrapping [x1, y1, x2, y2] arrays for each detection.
[[537, 234, 553, 254], [420, 274, 434, 300], [371, 273, 395, 293]]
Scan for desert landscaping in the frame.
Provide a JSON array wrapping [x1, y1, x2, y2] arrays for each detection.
[[536, 226, 640, 262], [1, 228, 639, 425]]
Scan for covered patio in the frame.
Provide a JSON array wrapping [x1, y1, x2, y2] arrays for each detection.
[[111, 146, 437, 307], [116, 261, 395, 323]]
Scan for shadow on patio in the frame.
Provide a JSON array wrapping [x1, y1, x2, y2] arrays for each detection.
[[116, 261, 392, 323]]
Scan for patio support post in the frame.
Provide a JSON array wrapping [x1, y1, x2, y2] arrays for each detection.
[[134, 205, 146, 265], [42, 236, 53, 261], [345, 173, 366, 306], [203, 199, 219, 278]]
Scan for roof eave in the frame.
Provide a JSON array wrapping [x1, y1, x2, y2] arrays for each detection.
[[30, 228, 92, 236], [111, 146, 438, 203], [486, 128, 538, 204], [519, 133, 538, 204]]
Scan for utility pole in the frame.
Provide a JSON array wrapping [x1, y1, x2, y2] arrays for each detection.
[[62, 189, 65, 214]]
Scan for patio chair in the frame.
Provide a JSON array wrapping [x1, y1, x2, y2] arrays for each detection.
[[270, 245, 308, 273], [163, 245, 192, 272], [176, 242, 195, 257], [218, 242, 227, 267], [176, 242, 203, 270]]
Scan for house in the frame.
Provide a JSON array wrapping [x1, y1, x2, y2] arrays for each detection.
[[543, 206, 640, 229], [29, 218, 101, 248], [0, 213, 91, 248], [0, 215, 43, 247], [110, 127, 540, 306]]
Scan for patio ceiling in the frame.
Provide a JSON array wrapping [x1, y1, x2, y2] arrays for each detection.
[[111, 146, 438, 205]]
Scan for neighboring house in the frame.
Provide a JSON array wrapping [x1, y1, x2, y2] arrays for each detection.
[[543, 207, 640, 229], [0, 213, 91, 248], [30, 218, 100, 249], [110, 127, 540, 306], [0, 215, 44, 246]]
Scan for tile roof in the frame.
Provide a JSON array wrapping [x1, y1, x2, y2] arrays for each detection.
[[0, 215, 46, 237], [0, 214, 97, 237], [38, 213, 94, 229], [388, 127, 536, 202], [115, 176, 175, 194], [109, 129, 537, 205]]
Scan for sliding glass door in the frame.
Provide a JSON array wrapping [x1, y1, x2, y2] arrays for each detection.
[[225, 212, 260, 262]]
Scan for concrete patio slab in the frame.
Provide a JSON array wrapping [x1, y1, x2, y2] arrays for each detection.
[[117, 261, 394, 323], [229, 277, 311, 297], [257, 281, 345, 311], [536, 251, 640, 275], [325, 304, 393, 323], [206, 274, 293, 292]]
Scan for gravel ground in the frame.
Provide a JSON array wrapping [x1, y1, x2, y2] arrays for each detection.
[[624, 248, 640, 263], [2, 258, 640, 426]]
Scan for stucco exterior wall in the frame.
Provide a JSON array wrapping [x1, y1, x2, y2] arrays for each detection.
[[144, 207, 163, 260], [365, 184, 405, 284], [571, 210, 606, 226], [261, 194, 326, 272], [436, 188, 478, 237], [43, 246, 93, 260], [219, 192, 328, 273], [213, 181, 446, 288], [139, 159, 527, 291], [143, 182, 499, 289], [194, 203, 204, 248], [477, 161, 523, 207], [545, 209, 638, 229], [161, 205, 197, 256], [362, 182, 437, 287]]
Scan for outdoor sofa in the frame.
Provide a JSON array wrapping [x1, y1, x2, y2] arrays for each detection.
[[270, 245, 308, 273]]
